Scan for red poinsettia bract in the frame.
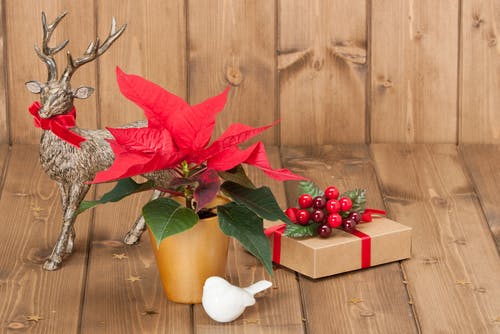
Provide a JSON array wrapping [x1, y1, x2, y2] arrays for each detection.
[[91, 67, 305, 184]]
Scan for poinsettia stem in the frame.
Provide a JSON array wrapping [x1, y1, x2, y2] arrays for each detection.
[[179, 160, 195, 209], [184, 185, 194, 210], [153, 187, 184, 197]]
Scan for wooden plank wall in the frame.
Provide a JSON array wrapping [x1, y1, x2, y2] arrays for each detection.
[[0, 0, 499, 145], [0, 0, 8, 143], [279, 0, 367, 145], [97, 0, 187, 128], [370, 0, 459, 143], [188, 0, 278, 144], [460, 0, 500, 142], [5, 1, 97, 144]]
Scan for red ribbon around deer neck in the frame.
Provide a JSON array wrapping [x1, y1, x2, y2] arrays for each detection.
[[265, 208, 386, 269], [29, 101, 86, 148]]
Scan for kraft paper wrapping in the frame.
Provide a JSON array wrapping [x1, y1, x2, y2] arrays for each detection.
[[265, 218, 412, 279]]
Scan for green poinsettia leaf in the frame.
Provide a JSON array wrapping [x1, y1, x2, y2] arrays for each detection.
[[77, 178, 155, 215], [339, 188, 367, 217], [217, 202, 273, 276], [220, 181, 291, 224], [143, 197, 199, 247], [218, 165, 256, 189], [297, 180, 324, 198], [283, 223, 319, 238]]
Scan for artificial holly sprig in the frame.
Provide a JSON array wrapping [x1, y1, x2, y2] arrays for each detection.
[[283, 181, 367, 238]]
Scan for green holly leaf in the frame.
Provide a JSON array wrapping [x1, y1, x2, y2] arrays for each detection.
[[143, 197, 199, 247], [283, 223, 319, 238], [339, 189, 367, 217], [297, 180, 324, 198], [77, 178, 155, 215], [218, 165, 256, 189], [220, 181, 291, 224], [217, 202, 273, 276]]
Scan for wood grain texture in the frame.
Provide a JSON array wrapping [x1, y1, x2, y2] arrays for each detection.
[[193, 147, 304, 333], [281, 145, 418, 334], [0, 144, 10, 187], [279, 0, 367, 145], [0, 0, 8, 144], [97, 0, 186, 128], [80, 183, 192, 334], [188, 0, 277, 144], [370, 0, 459, 143], [371, 144, 500, 333], [0, 145, 92, 333], [460, 0, 500, 143], [6, 1, 97, 144], [460, 144, 500, 249]]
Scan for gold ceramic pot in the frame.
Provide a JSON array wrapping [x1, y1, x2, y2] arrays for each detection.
[[148, 196, 230, 304]]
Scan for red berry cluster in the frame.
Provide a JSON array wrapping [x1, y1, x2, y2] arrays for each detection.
[[284, 186, 362, 238]]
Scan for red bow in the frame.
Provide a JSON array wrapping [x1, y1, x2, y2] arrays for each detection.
[[361, 208, 386, 222], [264, 224, 286, 264], [29, 101, 86, 148]]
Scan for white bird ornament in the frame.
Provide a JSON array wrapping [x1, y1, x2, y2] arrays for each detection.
[[202, 276, 273, 323]]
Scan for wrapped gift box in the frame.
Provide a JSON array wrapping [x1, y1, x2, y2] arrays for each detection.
[[265, 217, 412, 279]]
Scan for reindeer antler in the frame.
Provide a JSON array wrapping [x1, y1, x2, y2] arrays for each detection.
[[35, 11, 69, 82], [61, 17, 127, 83]]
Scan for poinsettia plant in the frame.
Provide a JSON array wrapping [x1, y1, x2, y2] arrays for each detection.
[[78, 67, 305, 275]]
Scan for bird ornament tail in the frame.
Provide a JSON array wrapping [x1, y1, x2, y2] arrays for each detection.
[[243, 280, 273, 296]]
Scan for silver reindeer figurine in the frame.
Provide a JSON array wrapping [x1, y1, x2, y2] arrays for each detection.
[[25, 12, 173, 271]]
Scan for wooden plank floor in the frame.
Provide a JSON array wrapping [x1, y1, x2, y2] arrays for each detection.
[[0, 144, 498, 334]]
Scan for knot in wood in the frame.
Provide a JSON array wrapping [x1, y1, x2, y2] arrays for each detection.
[[474, 287, 486, 293], [381, 79, 393, 88], [8, 322, 26, 330], [414, 30, 424, 40], [422, 256, 438, 265], [312, 58, 324, 71], [225, 65, 243, 86], [329, 44, 367, 65], [28, 248, 50, 264], [359, 310, 375, 317], [472, 14, 484, 28], [431, 196, 448, 207], [488, 38, 497, 47]]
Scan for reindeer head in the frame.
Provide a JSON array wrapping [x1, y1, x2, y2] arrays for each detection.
[[26, 12, 126, 119]]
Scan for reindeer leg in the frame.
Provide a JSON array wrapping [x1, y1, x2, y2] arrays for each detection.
[[123, 190, 164, 245], [65, 225, 76, 255], [56, 182, 76, 254], [43, 183, 90, 271]]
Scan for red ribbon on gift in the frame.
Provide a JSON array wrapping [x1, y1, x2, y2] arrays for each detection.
[[265, 208, 386, 268], [29, 101, 86, 148], [355, 208, 386, 268], [264, 224, 286, 264], [350, 229, 371, 268]]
